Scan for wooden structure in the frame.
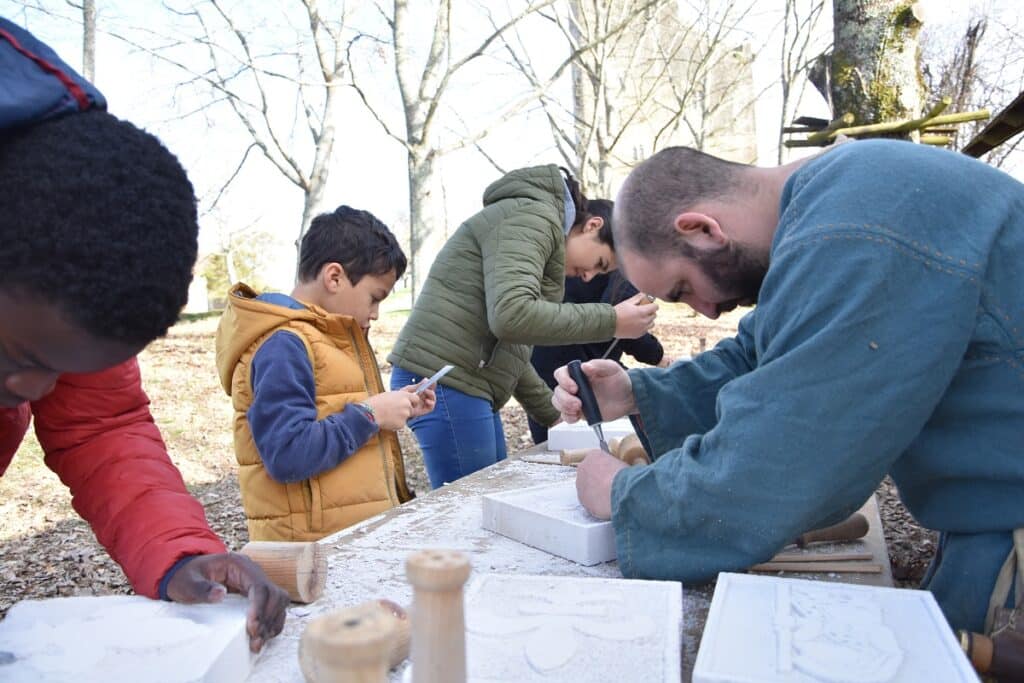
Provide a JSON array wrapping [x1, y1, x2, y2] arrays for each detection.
[[962, 90, 1024, 158]]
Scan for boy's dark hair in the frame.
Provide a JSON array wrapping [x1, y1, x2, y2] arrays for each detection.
[[0, 110, 199, 346], [297, 206, 407, 285]]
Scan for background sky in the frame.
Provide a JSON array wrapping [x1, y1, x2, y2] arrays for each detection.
[[4, 0, 1020, 291]]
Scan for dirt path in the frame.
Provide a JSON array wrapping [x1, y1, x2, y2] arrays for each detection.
[[0, 304, 934, 616]]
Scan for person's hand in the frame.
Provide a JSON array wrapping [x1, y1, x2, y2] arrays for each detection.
[[364, 391, 422, 430], [165, 553, 289, 653], [576, 450, 628, 520], [400, 383, 436, 417], [613, 293, 658, 339], [552, 359, 636, 424], [656, 355, 674, 368]]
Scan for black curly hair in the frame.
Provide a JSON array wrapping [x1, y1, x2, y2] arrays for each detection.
[[297, 205, 407, 285], [0, 110, 199, 346]]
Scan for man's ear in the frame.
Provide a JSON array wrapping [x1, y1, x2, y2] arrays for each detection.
[[673, 212, 727, 249], [320, 262, 347, 292]]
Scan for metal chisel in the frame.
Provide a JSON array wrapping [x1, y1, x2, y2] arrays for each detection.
[[566, 359, 610, 454]]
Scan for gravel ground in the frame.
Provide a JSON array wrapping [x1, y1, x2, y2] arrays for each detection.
[[0, 303, 935, 616]]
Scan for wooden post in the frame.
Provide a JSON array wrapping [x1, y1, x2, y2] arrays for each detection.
[[240, 541, 327, 603], [406, 549, 471, 683], [299, 601, 397, 683]]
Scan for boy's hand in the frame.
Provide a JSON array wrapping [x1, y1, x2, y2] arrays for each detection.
[[401, 384, 436, 417], [364, 391, 422, 430]]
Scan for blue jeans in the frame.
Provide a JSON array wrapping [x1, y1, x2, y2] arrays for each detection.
[[391, 366, 507, 489]]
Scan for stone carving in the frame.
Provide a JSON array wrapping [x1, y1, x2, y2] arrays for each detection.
[[778, 581, 903, 681], [481, 479, 616, 565], [464, 574, 682, 682], [0, 595, 251, 683], [694, 573, 979, 683]]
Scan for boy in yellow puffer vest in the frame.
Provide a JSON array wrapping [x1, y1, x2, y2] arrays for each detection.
[[215, 206, 434, 541]]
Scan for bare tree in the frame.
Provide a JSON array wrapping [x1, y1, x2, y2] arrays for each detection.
[[132, 0, 354, 276], [923, 9, 1024, 166], [812, 0, 927, 129], [499, 0, 761, 197], [778, 0, 827, 162], [12, 0, 96, 80], [348, 0, 557, 301]]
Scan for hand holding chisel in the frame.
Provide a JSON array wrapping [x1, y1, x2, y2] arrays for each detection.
[[567, 359, 611, 454], [609, 293, 658, 345]]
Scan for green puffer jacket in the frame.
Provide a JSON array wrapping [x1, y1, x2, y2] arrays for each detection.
[[388, 164, 617, 425]]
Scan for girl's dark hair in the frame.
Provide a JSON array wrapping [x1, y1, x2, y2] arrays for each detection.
[[298, 205, 407, 285], [560, 167, 588, 228]]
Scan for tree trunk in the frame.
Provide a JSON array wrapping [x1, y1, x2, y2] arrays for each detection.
[[292, 79, 339, 281], [82, 0, 96, 82], [829, 0, 926, 128], [406, 148, 439, 303]]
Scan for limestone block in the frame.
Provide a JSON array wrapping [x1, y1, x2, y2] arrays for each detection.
[[481, 479, 615, 566], [693, 573, 979, 683], [463, 573, 682, 682], [546, 417, 635, 451], [0, 594, 252, 683]]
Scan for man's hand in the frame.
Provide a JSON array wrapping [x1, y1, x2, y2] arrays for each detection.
[[576, 450, 628, 520], [166, 553, 289, 653], [613, 293, 659, 339], [552, 359, 637, 424], [400, 383, 436, 418]]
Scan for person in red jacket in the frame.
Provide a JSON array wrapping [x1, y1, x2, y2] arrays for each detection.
[[0, 19, 288, 652]]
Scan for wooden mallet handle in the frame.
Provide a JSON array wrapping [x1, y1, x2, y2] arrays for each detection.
[[793, 513, 869, 548], [960, 629, 1024, 679], [299, 600, 396, 683], [406, 549, 471, 683], [240, 541, 327, 603]]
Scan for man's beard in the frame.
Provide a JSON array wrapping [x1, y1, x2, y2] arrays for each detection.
[[694, 240, 769, 314]]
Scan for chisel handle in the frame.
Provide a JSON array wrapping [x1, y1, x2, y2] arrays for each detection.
[[567, 360, 603, 426], [793, 512, 869, 547]]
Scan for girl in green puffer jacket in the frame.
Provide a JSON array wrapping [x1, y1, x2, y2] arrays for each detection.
[[388, 165, 658, 488]]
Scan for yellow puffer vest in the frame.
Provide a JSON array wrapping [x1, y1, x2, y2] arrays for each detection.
[[216, 284, 412, 541]]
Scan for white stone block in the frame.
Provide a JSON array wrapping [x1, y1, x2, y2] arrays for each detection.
[[694, 573, 979, 683], [481, 479, 615, 565], [0, 595, 253, 683], [465, 573, 682, 682], [546, 417, 635, 451]]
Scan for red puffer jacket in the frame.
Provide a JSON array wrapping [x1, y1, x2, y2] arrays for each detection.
[[0, 358, 225, 597]]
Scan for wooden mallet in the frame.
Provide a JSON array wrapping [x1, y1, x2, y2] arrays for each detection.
[[405, 549, 472, 683], [240, 541, 327, 603]]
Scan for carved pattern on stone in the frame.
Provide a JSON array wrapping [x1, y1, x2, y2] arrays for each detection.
[[775, 582, 903, 682], [468, 585, 655, 672]]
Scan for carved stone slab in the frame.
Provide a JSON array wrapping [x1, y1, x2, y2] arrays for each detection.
[[546, 417, 635, 451], [481, 479, 615, 565], [465, 573, 682, 682], [0, 595, 252, 683], [694, 573, 979, 683]]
